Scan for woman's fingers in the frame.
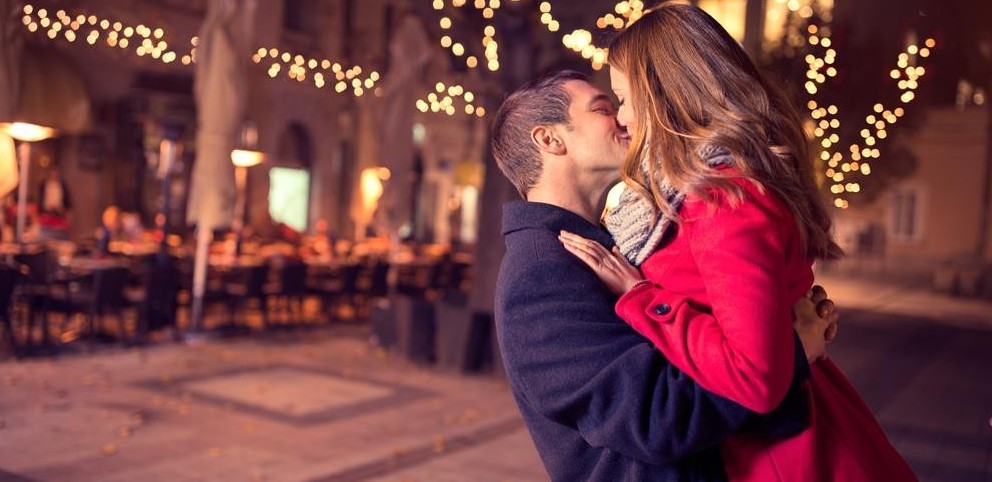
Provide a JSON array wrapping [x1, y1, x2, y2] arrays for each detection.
[[824, 322, 839, 343], [816, 299, 836, 318], [560, 231, 607, 254], [561, 231, 611, 261], [561, 237, 603, 269], [809, 285, 828, 304]]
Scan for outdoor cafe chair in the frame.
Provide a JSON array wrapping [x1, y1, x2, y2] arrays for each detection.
[[0, 263, 23, 357], [265, 260, 308, 326], [223, 262, 271, 332], [45, 266, 132, 344]]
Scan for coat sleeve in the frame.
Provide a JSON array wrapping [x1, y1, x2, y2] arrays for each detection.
[[615, 189, 798, 414], [498, 257, 751, 466]]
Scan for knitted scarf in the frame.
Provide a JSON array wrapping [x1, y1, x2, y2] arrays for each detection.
[[604, 144, 733, 266]]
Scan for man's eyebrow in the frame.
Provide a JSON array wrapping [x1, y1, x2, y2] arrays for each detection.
[[587, 94, 614, 108]]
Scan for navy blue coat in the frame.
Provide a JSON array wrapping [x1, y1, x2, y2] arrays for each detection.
[[495, 201, 810, 482]]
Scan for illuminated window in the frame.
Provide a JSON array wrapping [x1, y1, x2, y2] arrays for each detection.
[[269, 167, 311, 233]]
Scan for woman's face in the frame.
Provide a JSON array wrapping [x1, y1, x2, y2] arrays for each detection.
[[609, 67, 635, 135]]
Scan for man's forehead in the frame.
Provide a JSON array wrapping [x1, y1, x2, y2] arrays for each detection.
[[563, 79, 607, 105]]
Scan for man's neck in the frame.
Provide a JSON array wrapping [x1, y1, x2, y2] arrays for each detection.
[[527, 185, 606, 225]]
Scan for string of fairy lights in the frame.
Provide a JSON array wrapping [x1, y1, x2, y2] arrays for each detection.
[[800, 16, 934, 208], [418, 0, 642, 115], [562, 0, 645, 71], [19, 0, 935, 202], [249, 47, 380, 98], [20, 5, 184, 64], [19, 3, 380, 98], [416, 81, 486, 117]]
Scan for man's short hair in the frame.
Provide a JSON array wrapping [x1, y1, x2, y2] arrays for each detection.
[[491, 70, 589, 198]]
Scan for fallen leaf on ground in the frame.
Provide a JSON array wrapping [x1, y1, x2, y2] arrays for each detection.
[[432, 435, 446, 453]]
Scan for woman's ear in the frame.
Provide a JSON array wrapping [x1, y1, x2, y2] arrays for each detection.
[[531, 126, 566, 155]]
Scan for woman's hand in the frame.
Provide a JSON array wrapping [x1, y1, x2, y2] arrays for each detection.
[[792, 285, 839, 362], [559, 230, 645, 295]]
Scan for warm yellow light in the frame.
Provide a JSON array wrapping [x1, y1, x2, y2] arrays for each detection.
[[231, 149, 264, 167], [2, 122, 56, 142]]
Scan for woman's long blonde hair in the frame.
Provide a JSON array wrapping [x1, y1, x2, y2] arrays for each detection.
[[609, 2, 842, 260]]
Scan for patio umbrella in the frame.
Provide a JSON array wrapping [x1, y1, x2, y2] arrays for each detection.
[[368, 14, 432, 240], [0, 0, 23, 197], [187, 0, 257, 331]]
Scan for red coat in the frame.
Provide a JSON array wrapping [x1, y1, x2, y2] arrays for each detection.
[[615, 177, 917, 482]]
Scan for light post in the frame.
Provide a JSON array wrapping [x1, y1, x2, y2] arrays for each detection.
[[230, 147, 264, 233], [1, 122, 56, 244]]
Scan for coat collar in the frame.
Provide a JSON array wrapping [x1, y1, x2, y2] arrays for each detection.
[[502, 201, 615, 248]]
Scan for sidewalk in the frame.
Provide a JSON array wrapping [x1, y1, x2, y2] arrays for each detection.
[[0, 326, 546, 482], [1, 274, 989, 482], [814, 271, 992, 330]]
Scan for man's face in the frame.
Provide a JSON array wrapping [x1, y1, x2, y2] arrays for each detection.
[[557, 80, 630, 174]]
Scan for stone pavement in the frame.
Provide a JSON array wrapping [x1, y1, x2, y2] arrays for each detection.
[[814, 270, 992, 331], [0, 325, 546, 482], [0, 273, 990, 482]]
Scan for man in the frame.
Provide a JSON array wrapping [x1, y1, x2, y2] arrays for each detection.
[[491, 70, 836, 481]]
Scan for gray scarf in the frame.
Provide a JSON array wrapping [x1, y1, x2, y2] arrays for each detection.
[[604, 144, 733, 266]]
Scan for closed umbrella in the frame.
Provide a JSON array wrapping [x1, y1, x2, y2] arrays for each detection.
[[0, 0, 23, 197], [375, 15, 432, 240], [187, 0, 257, 332]]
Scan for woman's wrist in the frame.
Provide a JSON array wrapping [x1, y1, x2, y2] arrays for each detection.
[[626, 279, 652, 293]]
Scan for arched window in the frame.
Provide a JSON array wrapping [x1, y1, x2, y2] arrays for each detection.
[[268, 122, 313, 233]]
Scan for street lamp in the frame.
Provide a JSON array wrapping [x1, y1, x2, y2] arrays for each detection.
[[230, 146, 264, 232], [1, 122, 56, 244]]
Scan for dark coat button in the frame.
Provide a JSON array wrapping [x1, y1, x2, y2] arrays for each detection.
[[652, 304, 671, 316]]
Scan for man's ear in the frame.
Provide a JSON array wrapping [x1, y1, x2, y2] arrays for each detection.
[[531, 126, 566, 155]]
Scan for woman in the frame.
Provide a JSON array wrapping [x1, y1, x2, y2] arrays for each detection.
[[559, 3, 916, 481]]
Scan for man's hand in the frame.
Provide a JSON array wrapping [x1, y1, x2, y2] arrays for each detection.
[[793, 285, 839, 363]]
